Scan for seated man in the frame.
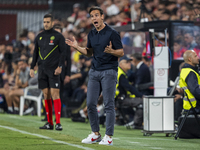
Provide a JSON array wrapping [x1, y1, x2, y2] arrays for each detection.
[[179, 50, 200, 112], [115, 55, 143, 129], [8, 59, 30, 113], [129, 53, 151, 95], [0, 59, 30, 114]]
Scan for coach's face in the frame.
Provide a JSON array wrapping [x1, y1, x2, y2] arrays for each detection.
[[90, 10, 104, 29], [43, 17, 53, 30]]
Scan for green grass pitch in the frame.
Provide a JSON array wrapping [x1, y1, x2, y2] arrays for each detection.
[[0, 114, 199, 150]]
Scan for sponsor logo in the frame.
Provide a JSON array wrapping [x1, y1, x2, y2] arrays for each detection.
[[91, 138, 98, 142], [40, 37, 42, 40], [108, 140, 112, 144], [49, 36, 55, 45], [50, 36, 55, 40], [55, 83, 58, 87], [157, 69, 165, 76]]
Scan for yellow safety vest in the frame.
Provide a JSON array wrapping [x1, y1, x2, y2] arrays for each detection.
[[115, 67, 135, 98], [179, 68, 200, 110]]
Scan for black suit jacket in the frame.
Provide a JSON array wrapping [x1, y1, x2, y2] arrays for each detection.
[[129, 62, 151, 95], [135, 63, 151, 85]]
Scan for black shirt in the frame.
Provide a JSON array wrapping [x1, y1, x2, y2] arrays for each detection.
[[31, 28, 66, 77], [87, 24, 123, 71]]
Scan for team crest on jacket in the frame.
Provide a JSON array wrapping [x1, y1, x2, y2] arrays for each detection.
[[49, 36, 55, 45]]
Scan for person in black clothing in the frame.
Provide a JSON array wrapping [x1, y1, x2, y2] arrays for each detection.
[[129, 53, 151, 95], [41, 24, 71, 121], [66, 6, 124, 145], [30, 14, 66, 130]]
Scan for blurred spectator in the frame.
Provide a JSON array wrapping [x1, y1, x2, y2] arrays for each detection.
[[184, 31, 197, 50], [159, 10, 171, 20], [0, 44, 5, 61], [116, 11, 131, 26], [27, 31, 36, 43], [104, 0, 119, 16], [173, 37, 186, 60], [194, 34, 200, 57], [0, 59, 29, 114], [9, 59, 30, 113]]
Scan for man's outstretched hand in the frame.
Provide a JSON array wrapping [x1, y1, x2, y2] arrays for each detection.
[[65, 36, 78, 49]]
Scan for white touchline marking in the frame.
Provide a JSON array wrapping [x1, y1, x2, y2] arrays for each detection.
[[139, 144, 150, 147], [0, 125, 94, 150], [150, 147, 163, 149], [129, 142, 140, 144]]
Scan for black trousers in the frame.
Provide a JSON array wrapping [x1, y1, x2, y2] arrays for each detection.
[[122, 97, 143, 126]]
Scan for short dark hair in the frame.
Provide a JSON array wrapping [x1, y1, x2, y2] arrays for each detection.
[[89, 6, 104, 15], [53, 24, 62, 33], [132, 53, 142, 61], [44, 14, 53, 21], [142, 56, 150, 62]]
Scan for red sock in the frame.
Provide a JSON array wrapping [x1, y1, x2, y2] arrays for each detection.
[[44, 99, 53, 125], [53, 98, 61, 124]]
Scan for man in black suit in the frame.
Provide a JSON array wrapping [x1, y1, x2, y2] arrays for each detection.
[[129, 53, 151, 95]]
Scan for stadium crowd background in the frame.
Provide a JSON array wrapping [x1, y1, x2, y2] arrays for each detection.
[[0, 0, 200, 125]]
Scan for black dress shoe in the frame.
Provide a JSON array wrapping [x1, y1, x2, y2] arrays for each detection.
[[55, 123, 63, 131], [39, 122, 53, 130]]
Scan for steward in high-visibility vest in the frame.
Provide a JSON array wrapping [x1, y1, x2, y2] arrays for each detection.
[[179, 64, 200, 110], [179, 50, 200, 110], [179, 68, 200, 110], [116, 55, 143, 128], [115, 55, 143, 99], [116, 67, 135, 98]]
